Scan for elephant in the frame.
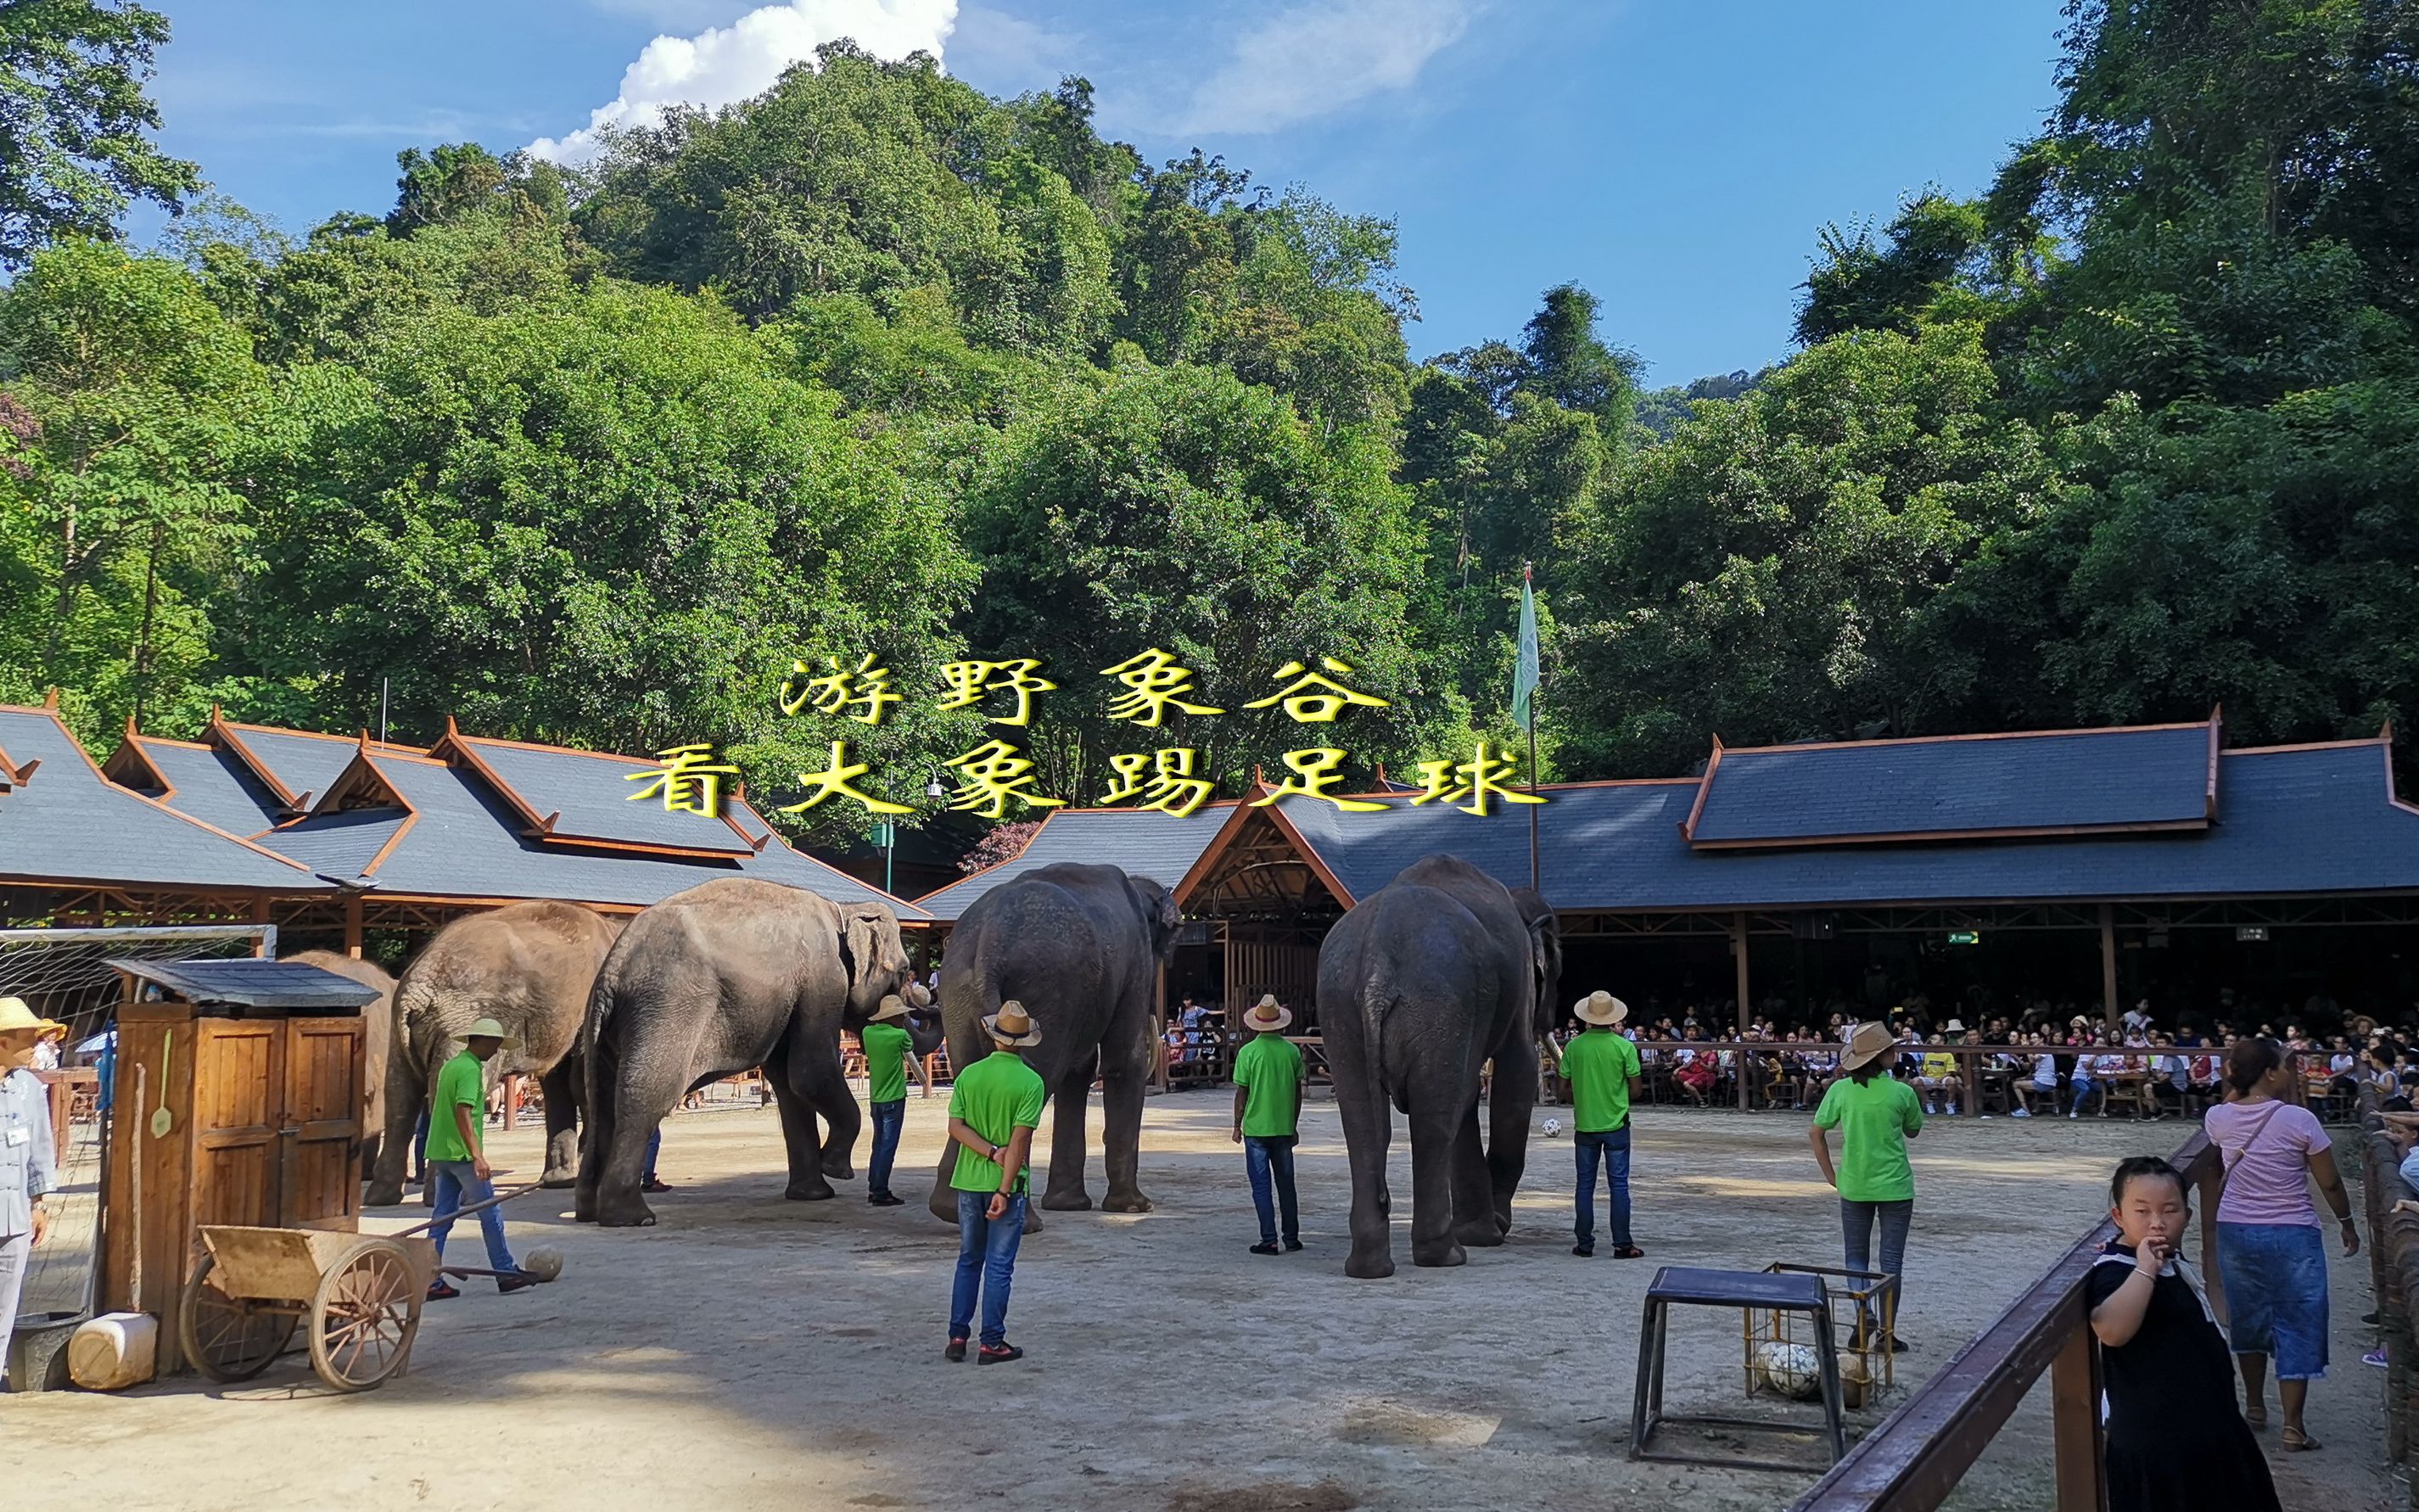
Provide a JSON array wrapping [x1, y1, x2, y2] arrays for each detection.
[[925, 861, 1181, 1228], [575, 877, 932, 1228], [287, 949, 395, 1171], [1314, 854, 1561, 1279], [364, 899, 624, 1207]]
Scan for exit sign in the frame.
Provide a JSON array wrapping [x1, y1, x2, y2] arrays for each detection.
[[2236, 926, 2269, 942], [1946, 931, 1980, 946]]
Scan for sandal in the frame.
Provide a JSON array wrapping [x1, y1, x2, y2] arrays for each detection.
[[1612, 1245, 1646, 1259], [2243, 1403, 2267, 1430], [2282, 1426, 2321, 1452]]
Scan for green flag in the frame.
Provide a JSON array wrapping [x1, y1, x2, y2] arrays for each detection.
[[1511, 569, 1540, 731]]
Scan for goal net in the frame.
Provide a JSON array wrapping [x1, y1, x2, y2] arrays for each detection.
[[0, 924, 273, 1342]]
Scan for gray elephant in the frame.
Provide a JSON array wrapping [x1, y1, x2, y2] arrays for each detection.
[[287, 949, 395, 1170], [365, 899, 624, 1207], [576, 877, 932, 1228], [925, 862, 1181, 1226], [1315, 854, 1561, 1278]]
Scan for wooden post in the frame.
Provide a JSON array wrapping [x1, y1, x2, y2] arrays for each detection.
[[249, 894, 271, 955], [501, 1072, 520, 1131], [344, 892, 365, 960], [2048, 1321, 2108, 1511], [2098, 904, 2119, 1034], [1733, 912, 1751, 1112], [1151, 959, 1170, 1094]]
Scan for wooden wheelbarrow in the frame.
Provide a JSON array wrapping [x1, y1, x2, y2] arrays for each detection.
[[181, 1182, 549, 1392]]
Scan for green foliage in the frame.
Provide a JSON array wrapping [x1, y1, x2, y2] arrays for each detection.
[[0, 0, 197, 267]]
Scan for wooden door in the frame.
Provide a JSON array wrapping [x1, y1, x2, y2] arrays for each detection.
[[281, 1016, 363, 1230], [190, 1019, 284, 1234]]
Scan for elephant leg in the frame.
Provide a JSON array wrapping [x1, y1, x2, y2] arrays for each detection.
[[1098, 1028, 1153, 1215], [538, 1057, 580, 1188], [767, 1049, 836, 1201], [1485, 1035, 1539, 1236], [593, 1048, 681, 1229], [1407, 1103, 1466, 1269], [1040, 1061, 1095, 1212], [786, 1029, 860, 1182], [1449, 1099, 1503, 1250], [1329, 1048, 1396, 1280], [574, 1050, 612, 1223], [364, 1053, 423, 1207], [927, 1026, 982, 1224]]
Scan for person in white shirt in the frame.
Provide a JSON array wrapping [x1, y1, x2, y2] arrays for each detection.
[[2014, 1043, 2061, 1117]]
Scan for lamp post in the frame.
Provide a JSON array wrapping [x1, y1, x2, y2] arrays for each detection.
[[871, 820, 896, 894]]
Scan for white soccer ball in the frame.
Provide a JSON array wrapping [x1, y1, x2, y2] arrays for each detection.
[[1542, 1117, 1562, 1138], [1754, 1340, 1824, 1401], [519, 1247, 564, 1283]]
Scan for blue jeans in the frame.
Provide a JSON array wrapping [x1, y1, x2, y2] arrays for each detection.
[[644, 1126, 661, 1182], [412, 1105, 430, 1179], [950, 1190, 1027, 1348], [428, 1161, 516, 1275], [2217, 1220, 2331, 1379], [1574, 1125, 1632, 1248], [1842, 1197, 1914, 1331], [869, 1100, 905, 1197], [1244, 1134, 1300, 1245]]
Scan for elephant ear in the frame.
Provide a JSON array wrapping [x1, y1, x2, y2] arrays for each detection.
[[1526, 909, 1564, 1040], [839, 905, 894, 991], [1136, 877, 1182, 959]]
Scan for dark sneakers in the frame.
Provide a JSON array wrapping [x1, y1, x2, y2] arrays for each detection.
[[869, 1192, 905, 1207], [1571, 1244, 1593, 1257], [640, 1177, 672, 1194], [1612, 1245, 1647, 1260], [944, 1337, 968, 1363], [1283, 1238, 1303, 1252], [1250, 1241, 1282, 1256], [497, 1271, 540, 1295], [977, 1342, 1023, 1364], [425, 1280, 462, 1302]]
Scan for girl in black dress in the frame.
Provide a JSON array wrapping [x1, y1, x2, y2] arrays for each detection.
[[2089, 1156, 2282, 1511]]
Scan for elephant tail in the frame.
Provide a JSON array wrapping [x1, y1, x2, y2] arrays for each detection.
[[580, 955, 619, 1132], [1357, 977, 1407, 1111]]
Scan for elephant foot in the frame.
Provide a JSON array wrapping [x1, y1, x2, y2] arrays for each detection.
[[1346, 1249, 1397, 1280], [1040, 1190, 1094, 1212], [596, 1196, 658, 1229], [363, 1182, 405, 1207], [1412, 1240, 1468, 1269], [540, 1168, 579, 1190], [1100, 1190, 1153, 1214], [927, 1197, 957, 1224], [1453, 1219, 1504, 1249], [820, 1158, 857, 1181], [785, 1179, 837, 1201]]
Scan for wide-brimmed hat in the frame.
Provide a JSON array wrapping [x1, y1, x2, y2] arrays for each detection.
[[871, 994, 911, 1022], [1243, 994, 1292, 1032], [1941, 1018, 1965, 1033], [462, 1016, 517, 1044], [1840, 1020, 1901, 1072], [983, 1000, 1042, 1047], [1573, 991, 1627, 1026], [0, 996, 64, 1039], [2069, 1015, 2089, 1028]]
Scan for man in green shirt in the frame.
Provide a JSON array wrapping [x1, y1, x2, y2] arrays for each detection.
[[861, 994, 915, 1207], [1544, 991, 1645, 1258], [944, 1000, 1046, 1364], [1231, 994, 1307, 1255], [423, 1017, 534, 1302], [1811, 1020, 1924, 1351]]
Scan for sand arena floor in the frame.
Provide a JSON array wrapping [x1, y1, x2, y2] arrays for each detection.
[[5, 1090, 2397, 1511]]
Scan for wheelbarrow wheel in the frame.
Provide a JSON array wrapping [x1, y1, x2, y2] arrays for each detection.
[[308, 1237, 423, 1392], [179, 1253, 300, 1382]]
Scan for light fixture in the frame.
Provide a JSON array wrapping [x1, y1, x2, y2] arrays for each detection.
[[925, 770, 947, 799]]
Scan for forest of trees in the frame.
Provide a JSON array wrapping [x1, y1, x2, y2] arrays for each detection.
[[5, 1, 2418, 854]]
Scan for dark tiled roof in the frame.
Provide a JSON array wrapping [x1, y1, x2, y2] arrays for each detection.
[[110, 957, 383, 1010], [257, 748, 927, 916], [0, 708, 329, 893], [1687, 721, 2217, 847], [447, 734, 754, 856], [1256, 741, 2419, 910], [215, 723, 365, 808], [124, 736, 284, 836], [913, 803, 1235, 921]]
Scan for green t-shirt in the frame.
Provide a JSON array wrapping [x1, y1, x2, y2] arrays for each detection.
[[1812, 1072, 1923, 1203], [949, 1050, 1046, 1194], [423, 1050, 485, 1164], [1233, 1033, 1305, 1139], [1562, 1028, 1643, 1134], [861, 1021, 911, 1104]]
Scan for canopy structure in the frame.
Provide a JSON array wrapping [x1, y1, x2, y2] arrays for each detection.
[[4, 703, 927, 952]]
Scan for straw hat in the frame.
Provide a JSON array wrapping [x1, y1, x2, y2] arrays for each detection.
[[2069, 1015, 2089, 1028], [871, 994, 911, 1022], [1243, 994, 1292, 1032], [462, 1016, 518, 1045], [983, 1000, 1043, 1047], [0, 996, 65, 1038], [1573, 991, 1627, 1026], [1839, 1020, 1901, 1072]]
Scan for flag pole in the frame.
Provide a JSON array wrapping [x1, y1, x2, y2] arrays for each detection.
[[1524, 563, 1540, 893]]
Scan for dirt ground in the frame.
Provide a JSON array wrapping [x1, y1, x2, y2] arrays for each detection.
[[6, 1091, 2400, 1512]]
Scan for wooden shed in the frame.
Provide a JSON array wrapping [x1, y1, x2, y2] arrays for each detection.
[[100, 958, 380, 1372]]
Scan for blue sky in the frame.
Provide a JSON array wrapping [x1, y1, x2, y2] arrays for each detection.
[[143, 0, 2069, 384]]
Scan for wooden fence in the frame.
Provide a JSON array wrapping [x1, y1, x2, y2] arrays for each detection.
[[2357, 1089, 2419, 1504], [1786, 1129, 2223, 1511]]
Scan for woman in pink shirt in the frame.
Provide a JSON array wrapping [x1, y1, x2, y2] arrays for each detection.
[[2203, 1037, 2360, 1452]]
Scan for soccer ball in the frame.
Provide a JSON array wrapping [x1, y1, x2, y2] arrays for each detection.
[[1542, 1117, 1562, 1138], [1753, 1340, 1824, 1401], [519, 1247, 565, 1283]]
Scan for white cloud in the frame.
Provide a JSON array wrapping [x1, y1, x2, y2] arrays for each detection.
[[1177, 0, 1475, 136], [530, 0, 959, 164]]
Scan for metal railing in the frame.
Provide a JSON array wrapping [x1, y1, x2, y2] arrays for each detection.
[[1786, 1130, 2223, 1511]]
